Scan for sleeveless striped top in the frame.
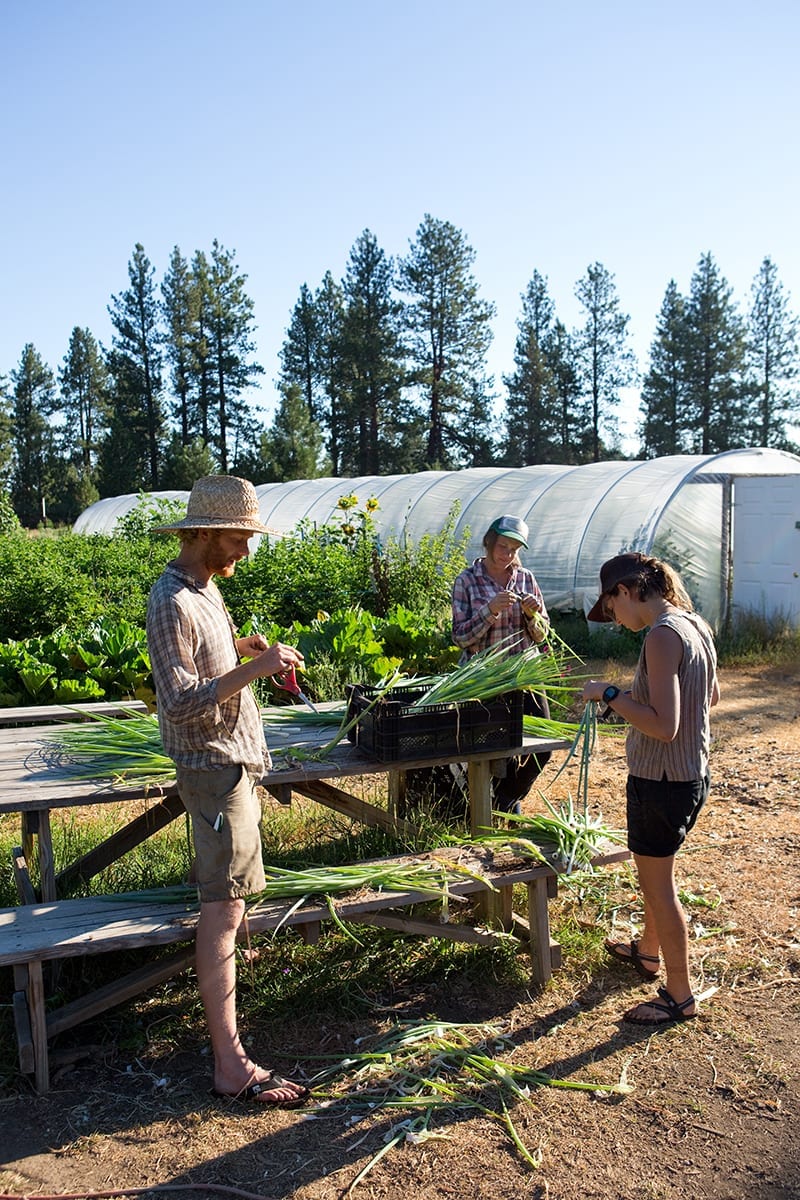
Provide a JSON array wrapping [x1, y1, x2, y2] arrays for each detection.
[[626, 609, 718, 783]]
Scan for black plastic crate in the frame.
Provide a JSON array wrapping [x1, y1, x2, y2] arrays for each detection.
[[344, 683, 524, 763]]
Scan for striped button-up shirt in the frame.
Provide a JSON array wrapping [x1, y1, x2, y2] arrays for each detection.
[[146, 562, 269, 774], [451, 558, 549, 660]]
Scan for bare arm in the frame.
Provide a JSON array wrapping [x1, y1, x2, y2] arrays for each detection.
[[582, 625, 683, 742]]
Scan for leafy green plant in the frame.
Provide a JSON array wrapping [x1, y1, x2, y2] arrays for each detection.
[[113, 493, 187, 539], [0, 618, 152, 707], [0, 493, 21, 536]]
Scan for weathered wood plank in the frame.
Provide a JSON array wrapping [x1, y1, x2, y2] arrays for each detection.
[[12, 846, 37, 906], [356, 912, 502, 946], [290, 778, 416, 836], [0, 701, 149, 727], [12, 990, 34, 1074], [46, 945, 197, 1039]]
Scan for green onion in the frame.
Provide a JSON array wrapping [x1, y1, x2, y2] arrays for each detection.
[[302, 1018, 633, 1184], [99, 853, 497, 912], [405, 635, 572, 707], [38, 708, 175, 784]]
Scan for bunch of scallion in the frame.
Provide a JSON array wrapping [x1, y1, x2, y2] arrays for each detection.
[[303, 1019, 632, 1183], [469, 796, 624, 872], [37, 683, 391, 784], [405, 634, 573, 707], [38, 709, 175, 785], [101, 854, 497, 916]]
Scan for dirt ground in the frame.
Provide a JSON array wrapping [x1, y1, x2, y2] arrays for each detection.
[[1, 661, 798, 1200]]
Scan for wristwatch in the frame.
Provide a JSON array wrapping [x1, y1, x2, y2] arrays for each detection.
[[602, 685, 621, 705]]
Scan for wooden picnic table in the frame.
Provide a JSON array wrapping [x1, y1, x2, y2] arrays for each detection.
[[0, 703, 630, 1095], [0, 701, 571, 902]]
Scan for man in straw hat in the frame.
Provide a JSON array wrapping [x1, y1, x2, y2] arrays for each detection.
[[147, 475, 309, 1106]]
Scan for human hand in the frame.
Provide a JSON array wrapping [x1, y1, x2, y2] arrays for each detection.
[[253, 641, 305, 679], [489, 590, 518, 616], [236, 633, 270, 658], [519, 593, 543, 618], [582, 679, 608, 703]]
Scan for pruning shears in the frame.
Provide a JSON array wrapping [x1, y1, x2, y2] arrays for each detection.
[[274, 664, 320, 714]]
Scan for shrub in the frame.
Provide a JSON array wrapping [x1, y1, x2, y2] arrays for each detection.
[[0, 493, 21, 536], [0, 531, 172, 640], [220, 499, 468, 630], [113, 493, 187, 539]]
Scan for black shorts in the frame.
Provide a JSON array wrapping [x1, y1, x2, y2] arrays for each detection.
[[626, 773, 710, 858]]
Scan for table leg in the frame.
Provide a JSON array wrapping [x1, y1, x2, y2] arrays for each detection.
[[467, 759, 493, 837], [21, 810, 56, 902], [387, 769, 406, 820], [37, 811, 56, 903], [28, 962, 49, 1094], [526, 876, 555, 986]]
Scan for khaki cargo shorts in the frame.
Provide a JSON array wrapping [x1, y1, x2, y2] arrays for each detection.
[[176, 764, 267, 902]]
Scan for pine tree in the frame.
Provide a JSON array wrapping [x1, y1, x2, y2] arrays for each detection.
[[256, 382, 326, 481], [97, 349, 153, 494], [502, 271, 561, 464], [314, 271, 348, 475], [279, 283, 320, 421], [574, 262, 636, 461], [58, 327, 109, 479], [746, 256, 799, 447], [400, 214, 495, 468], [340, 230, 405, 475], [188, 250, 215, 448], [107, 243, 164, 486], [162, 246, 197, 446], [0, 375, 11, 488], [684, 252, 747, 453], [10, 344, 55, 526], [639, 281, 691, 457], [205, 240, 264, 473], [160, 435, 218, 489], [548, 321, 586, 463]]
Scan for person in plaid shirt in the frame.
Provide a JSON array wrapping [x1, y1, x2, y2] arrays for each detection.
[[148, 476, 309, 1108], [451, 514, 551, 814]]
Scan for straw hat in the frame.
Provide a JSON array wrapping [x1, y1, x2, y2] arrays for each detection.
[[153, 476, 278, 535]]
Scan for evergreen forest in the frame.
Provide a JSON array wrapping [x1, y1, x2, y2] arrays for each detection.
[[1, 215, 798, 527]]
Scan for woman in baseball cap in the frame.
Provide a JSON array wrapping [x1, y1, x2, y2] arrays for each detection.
[[583, 552, 720, 1026], [449, 513, 551, 814]]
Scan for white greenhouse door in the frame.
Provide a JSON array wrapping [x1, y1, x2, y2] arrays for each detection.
[[732, 476, 800, 625]]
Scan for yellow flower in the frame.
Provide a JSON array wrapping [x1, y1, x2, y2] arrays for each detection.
[[365, 496, 379, 511]]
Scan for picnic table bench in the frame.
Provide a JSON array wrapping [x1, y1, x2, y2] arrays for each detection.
[[3, 843, 629, 1094]]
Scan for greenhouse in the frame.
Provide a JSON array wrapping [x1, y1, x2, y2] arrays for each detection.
[[75, 448, 800, 629]]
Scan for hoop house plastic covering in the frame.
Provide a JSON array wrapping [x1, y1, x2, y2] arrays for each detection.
[[74, 449, 800, 627]]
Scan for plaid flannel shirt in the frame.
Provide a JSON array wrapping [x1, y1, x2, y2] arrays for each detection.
[[146, 562, 269, 774], [451, 558, 549, 660]]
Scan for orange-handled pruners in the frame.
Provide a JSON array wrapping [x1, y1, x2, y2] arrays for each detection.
[[274, 664, 320, 714]]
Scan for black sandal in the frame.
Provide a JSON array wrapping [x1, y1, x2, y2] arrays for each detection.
[[605, 938, 660, 981], [623, 986, 697, 1026], [210, 1072, 310, 1108]]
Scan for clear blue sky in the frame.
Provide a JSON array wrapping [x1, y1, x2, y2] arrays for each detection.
[[3, 0, 799, 453]]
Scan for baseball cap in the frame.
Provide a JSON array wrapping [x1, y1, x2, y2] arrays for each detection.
[[586, 552, 648, 622], [488, 515, 529, 548]]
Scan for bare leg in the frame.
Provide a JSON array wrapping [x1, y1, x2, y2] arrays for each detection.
[[197, 899, 307, 1103], [626, 852, 696, 1018]]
